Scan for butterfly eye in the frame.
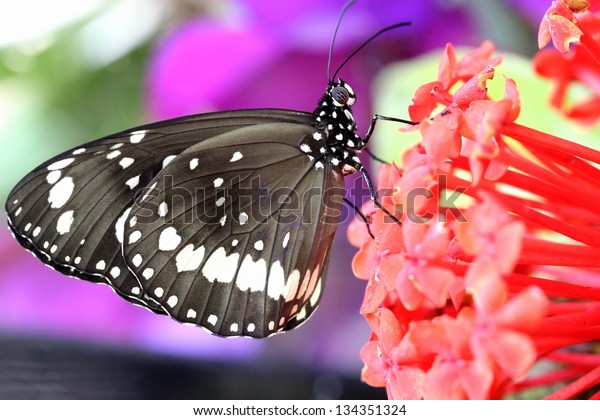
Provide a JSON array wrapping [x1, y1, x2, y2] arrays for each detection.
[[330, 86, 350, 106]]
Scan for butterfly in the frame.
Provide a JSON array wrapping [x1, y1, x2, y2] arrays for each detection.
[[4, 6, 412, 338]]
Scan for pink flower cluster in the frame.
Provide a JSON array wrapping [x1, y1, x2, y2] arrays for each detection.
[[349, 0, 600, 399]]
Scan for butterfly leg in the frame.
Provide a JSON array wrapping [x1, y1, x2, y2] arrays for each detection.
[[361, 114, 418, 147], [362, 148, 389, 165], [343, 197, 374, 239], [358, 165, 402, 226]]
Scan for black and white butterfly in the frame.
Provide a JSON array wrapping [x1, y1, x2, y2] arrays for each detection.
[[5, 6, 411, 338]]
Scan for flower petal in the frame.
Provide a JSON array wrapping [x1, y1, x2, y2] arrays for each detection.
[[360, 341, 387, 387]]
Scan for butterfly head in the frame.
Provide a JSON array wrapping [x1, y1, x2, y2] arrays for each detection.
[[329, 79, 356, 107], [314, 78, 358, 136]]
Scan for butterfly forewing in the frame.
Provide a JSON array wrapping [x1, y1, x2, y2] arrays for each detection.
[[5, 110, 316, 312], [122, 123, 345, 337]]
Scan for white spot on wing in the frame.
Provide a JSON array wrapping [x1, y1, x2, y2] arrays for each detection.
[[230, 151, 243, 162], [15, 207, 22, 217], [48, 177, 74, 208], [106, 150, 121, 160], [167, 295, 178, 308], [219, 215, 227, 226], [32, 226, 41, 237], [267, 261, 286, 299], [315, 161, 324, 170], [175, 244, 205, 272], [142, 267, 154, 279], [239, 212, 248, 225], [126, 175, 140, 190], [213, 178, 224, 188], [284, 269, 301, 302], [187, 309, 197, 319], [130, 130, 146, 143], [72, 148, 86, 155], [132, 254, 143, 267], [96, 260, 106, 270], [141, 182, 157, 202], [114, 207, 132, 244], [247, 323, 256, 333], [47, 158, 74, 171], [119, 157, 135, 169], [189, 158, 199, 170], [268, 320, 275, 330], [230, 323, 239, 332], [313, 132, 322, 141], [158, 202, 168, 217], [46, 171, 61, 184], [236, 255, 266, 292], [158, 227, 181, 251], [216, 197, 225, 207], [300, 144, 311, 153], [56, 210, 74, 235], [154, 287, 164, 298], [162, 155, 176, 168], [110, 267, 120, 278], [128, 230, 142, 244], [202, 248, 239, 283], [296, 306, 307, 321], [310, 279, 322, 306], [207, 314, 218, 326], [24, 223, 31, 231], [254, 240, 264, 251], [283, 232, 290, 248]]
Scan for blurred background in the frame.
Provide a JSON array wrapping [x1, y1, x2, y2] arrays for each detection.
[[0, 0, 549, 399]]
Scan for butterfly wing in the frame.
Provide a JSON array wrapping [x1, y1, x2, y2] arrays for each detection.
[[5, 110, 315, 311], [122, 122, 345, 337]]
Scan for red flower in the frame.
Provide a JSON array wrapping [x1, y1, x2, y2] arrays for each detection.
[[538, 0, 584, 53], [535, 1, 600, 122], [350, 29, 600, 399], [408, 42, 502, 122]]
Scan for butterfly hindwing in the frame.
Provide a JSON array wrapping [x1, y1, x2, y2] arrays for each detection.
[[122, 122, 345, 337], [5, 110, 315, 312]]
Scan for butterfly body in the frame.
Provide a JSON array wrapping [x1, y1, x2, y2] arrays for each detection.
[[6, 79, 366, 338]]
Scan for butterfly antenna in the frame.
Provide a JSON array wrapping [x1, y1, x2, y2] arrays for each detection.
[[328, 0, 357, 82], [331, 21, 412, 81]]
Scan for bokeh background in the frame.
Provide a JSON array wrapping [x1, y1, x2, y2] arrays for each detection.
[[0, 0, 549, 399]]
